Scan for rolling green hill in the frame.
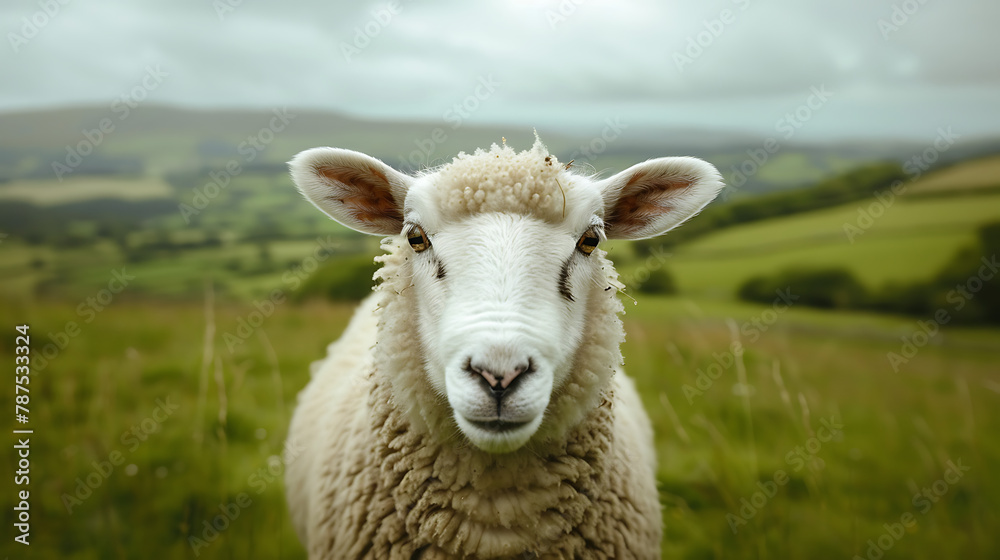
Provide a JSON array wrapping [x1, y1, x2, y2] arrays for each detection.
[[645, 192, 1000, 297], [907, 154, 1000, 195], [605, 152, 1000, 299]]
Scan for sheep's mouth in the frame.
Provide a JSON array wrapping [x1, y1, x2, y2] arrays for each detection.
[[467, 419, 530, 433]]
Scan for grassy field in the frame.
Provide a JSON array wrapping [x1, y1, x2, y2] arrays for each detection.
[[1, 293, 996, 559], [643, 192, 1000, 297], [2, 143, 998, 558]]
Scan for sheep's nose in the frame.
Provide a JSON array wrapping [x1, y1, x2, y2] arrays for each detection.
[[465, 358, 534, 398]]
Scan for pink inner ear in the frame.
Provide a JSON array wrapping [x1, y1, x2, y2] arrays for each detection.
[[607, 170, 693, 237], [317, 165, 403, 229]]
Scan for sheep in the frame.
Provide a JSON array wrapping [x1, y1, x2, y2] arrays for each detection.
[[284, 136, 724, 559]]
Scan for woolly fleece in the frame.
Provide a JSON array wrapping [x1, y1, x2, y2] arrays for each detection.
[[285, 143, 662, 559]]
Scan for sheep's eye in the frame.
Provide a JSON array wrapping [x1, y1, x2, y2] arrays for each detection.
[[406, 225, 431, 253], [577, 229, 599, 256]]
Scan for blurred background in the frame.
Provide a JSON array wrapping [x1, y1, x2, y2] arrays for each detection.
[[1, 0, 998, 558]]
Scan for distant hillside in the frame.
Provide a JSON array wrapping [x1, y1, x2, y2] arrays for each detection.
[[0, 176, 171, 205], [656, 190, 1000, 297], [633, 161, 909, 254], [907, 154, 1000, 195], [3, 104, 998, 197]]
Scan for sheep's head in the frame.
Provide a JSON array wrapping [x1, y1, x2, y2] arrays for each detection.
[[290, 137, 723, 453]]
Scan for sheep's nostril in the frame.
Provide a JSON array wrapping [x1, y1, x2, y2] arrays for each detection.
[[499, 362, 528, 389], [480, 369, 501, 389], [465, 358, 534, 395]]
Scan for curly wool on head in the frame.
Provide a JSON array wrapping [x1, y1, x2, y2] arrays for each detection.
[[427, 136, 571, 223]]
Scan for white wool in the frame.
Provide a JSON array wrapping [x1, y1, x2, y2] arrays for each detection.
[[285, 237, 662, 558]]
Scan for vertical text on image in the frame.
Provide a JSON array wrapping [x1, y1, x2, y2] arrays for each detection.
[[13, 324, 33, 546]]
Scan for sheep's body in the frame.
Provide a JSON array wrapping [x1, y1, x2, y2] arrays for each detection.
[[286, 242, 661, 559], [285, 138, 724, 559]]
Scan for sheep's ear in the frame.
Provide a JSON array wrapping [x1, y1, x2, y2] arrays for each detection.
[[289, 147, 413, 235], [598, 157, 724, 240]]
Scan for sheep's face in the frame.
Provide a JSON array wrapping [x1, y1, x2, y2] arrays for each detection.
[[290, 139, 723, 453], [399, 209, 602, 453]]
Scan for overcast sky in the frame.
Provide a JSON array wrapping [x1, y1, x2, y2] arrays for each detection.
[[2, 0, 998, 140]]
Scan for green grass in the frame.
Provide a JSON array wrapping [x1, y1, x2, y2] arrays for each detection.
[[1, 293, 996, 559], [2, 150, 1000, 558], [623, 296, 999, 559], [0, 295, 354, 559], [641, 192, 1000, 296]]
